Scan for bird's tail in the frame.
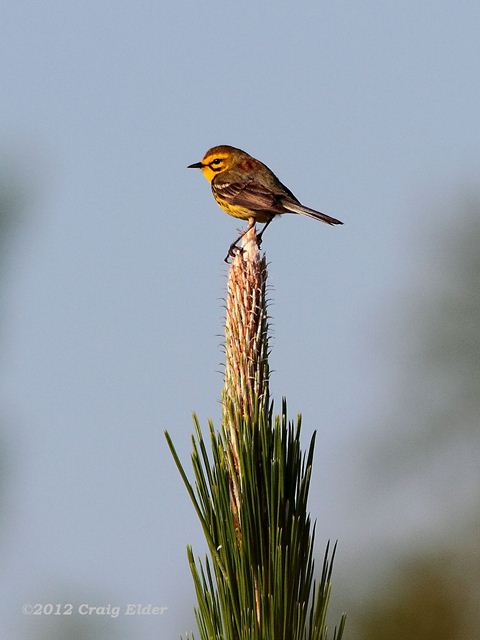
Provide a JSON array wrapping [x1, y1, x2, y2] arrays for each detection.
[[284, 201, 343, 225]]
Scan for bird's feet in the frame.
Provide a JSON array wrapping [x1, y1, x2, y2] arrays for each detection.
[[224, 243, 243, 263]]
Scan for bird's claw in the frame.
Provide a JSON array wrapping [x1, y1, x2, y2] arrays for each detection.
[[224, 244, 244, 263]]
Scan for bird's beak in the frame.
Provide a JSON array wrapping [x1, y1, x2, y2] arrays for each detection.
[[187, 161, 203, 169]]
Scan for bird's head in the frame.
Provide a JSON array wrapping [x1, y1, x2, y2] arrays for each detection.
[[188, 145, 249, 182]]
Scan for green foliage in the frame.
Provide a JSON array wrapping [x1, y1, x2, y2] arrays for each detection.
[[165, 400, 345, 640]]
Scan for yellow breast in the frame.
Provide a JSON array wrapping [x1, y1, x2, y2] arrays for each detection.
[[213, 194, 254, 221]]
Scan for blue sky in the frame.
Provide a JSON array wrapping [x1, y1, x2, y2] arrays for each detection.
[[1, 2, 479, 638]]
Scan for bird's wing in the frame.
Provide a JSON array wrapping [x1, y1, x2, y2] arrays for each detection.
[[212, 176, 287, 213]]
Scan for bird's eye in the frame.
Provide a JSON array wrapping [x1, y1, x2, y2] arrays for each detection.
[[212, 159, 222, 165]]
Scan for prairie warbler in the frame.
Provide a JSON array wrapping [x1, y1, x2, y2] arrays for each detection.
[[188, 145, 342, 261]]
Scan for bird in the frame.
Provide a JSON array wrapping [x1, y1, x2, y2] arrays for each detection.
[[188, 145, 343, 262]]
